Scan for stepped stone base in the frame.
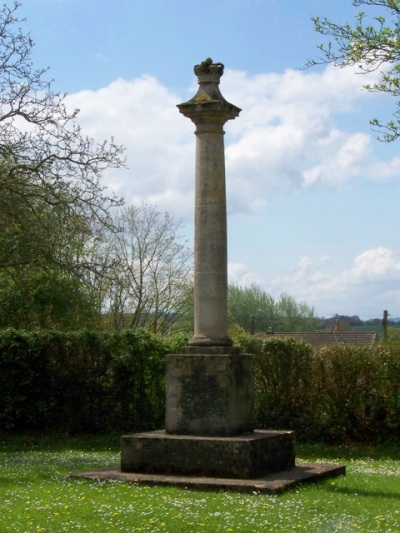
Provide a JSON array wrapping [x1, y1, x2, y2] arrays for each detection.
[[69, 462, 346, 494], [120, 429, 295, 479]]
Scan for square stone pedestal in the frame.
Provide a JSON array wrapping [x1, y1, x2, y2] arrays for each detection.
[[165, 350, 254, 436], [120, 429, 295, 479]]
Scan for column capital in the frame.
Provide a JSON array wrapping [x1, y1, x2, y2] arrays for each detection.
[[177, 57, 241, 126]]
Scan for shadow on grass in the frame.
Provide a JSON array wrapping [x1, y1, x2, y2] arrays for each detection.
[[297, 442, 400, 461], [0, 431, 121, 452], [326, 485, 400, 500]]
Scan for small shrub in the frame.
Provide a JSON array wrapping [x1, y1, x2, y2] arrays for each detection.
[[253, 337, 317, 439], [314, 344, 400, 442]]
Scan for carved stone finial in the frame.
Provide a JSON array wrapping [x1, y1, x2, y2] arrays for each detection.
[[177, 58, 240, 120], [194, 58, 224, 77]]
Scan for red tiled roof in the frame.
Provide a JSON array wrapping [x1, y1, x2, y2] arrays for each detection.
[[256, 331, 378, 346]]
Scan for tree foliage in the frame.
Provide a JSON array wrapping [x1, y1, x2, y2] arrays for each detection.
[[228, 284, 275, 332], [307, 0, 400, 142], [0, 2, 125, 273], [0, 269, 100, 330], [101, 204, 193, 334], [0, 2, 126, 328], [228, 284, 319, 333], [384, 325, 400, 343], [275, 293, 320, 331]]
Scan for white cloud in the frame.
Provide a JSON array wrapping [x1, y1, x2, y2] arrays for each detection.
[[267, 248, 400, 319], [65, 65, 399, 220], [228, 247, 400, 319], [63, 68, 400, 319], [370, 157, 400, 181], [228, 262, 266, 287], [223, 66, 381, 206], [344, 247, 400, 283], [302, 131, 371, 187], [66, 76, 195, 218]]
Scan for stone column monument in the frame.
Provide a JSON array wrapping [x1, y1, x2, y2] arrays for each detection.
[[120, 59, 296, 479], [165, 58, 253, 437], [80, 59, 345, 491], [178, 57, 238, 348]]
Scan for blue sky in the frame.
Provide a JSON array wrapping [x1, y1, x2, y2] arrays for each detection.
[[17, 0, 400, 320]]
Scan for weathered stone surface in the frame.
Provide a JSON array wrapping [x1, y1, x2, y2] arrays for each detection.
[[165, 352, 254, 436], [120, 430, 295, 478]]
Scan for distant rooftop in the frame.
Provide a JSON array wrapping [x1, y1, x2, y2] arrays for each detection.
[[256, 331, 379, 347]]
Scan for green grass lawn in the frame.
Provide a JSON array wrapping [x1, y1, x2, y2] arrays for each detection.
[[1, 433, 399, 532]]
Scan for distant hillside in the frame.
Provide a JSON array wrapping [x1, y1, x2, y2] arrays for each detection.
[[318, 315, 400, 341], [321, 315, 399, 326], [352, 324, 381, 332]]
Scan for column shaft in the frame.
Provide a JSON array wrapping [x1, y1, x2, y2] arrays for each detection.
[[191, 126, 230, 345], [177, 58, 240, 348]]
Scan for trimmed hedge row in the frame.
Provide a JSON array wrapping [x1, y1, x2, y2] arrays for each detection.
[[235, 334, 400, 442], [1, 329, 399, 442], [0, 329, 186, 433]]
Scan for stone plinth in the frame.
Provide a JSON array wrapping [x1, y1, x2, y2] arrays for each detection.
[[166, 350, 254, 436], [120, 430, 295, 479]]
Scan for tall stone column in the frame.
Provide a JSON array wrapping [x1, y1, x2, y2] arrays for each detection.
[[120, 60, 298, 482], [178, 58, 240, 347], [163, 59, 253, 437]]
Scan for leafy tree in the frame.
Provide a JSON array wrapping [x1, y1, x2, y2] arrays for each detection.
[[0, 269, 100, 330], [275, 293, 319, 332], [307, 0, 400, 142], [0, 2, 124, 273], [228, 285, 319, 333], [102, 204, 193, 334], [228, 284, 276, 333], [0, 2, 125, 328], [0, 170, 108, 329]]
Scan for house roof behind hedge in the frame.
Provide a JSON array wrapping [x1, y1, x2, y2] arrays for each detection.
[[256, 331, 379, 346]]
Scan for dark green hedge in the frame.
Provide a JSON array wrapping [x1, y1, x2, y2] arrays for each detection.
[[0, 329, 186, 433], [1, 330, 399, 442], [235, 335, 400, 443]]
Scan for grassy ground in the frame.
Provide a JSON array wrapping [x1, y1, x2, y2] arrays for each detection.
[[1, 432, 400, 532]]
